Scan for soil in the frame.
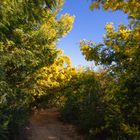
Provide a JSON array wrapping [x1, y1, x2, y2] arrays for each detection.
[[23, 108, 85, 140]]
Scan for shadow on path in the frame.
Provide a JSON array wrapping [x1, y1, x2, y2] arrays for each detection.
[[23, 108, 84, 140]]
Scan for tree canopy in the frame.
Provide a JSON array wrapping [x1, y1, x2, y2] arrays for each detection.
[[79, 0, 140, 139], [0, 0, 74, 139]]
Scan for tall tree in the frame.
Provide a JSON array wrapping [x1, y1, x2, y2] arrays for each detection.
[[80, 0, 140, 139], [0, 0, 74, 139]]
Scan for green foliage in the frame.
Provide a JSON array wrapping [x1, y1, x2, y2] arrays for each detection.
[[0, 0, 74, 139], [0, 81, 31, 139], [60, 69, 105, 136], [79, 0, 140, 139], [30, 51, 76, 107], [1, 0, 139, 140], [90, 0, 140, 19]]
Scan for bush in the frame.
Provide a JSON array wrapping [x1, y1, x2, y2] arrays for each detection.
[[0, 81, 31, 140], [60, 69, 140, 139], [60, 70, 105, 136]]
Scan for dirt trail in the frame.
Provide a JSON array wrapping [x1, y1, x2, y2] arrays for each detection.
[[24, 108, 84, 140]]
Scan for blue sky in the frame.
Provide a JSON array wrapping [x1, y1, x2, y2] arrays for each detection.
[[58, 0, 129, 67]]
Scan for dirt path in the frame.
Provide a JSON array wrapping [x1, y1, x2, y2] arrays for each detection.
[[24, 108, 84, 140]]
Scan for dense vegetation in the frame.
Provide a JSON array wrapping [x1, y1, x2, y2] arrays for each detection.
[[0, 0, 139, 140], [0, 0, 74, 139], [79, 0, 140, 139]]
